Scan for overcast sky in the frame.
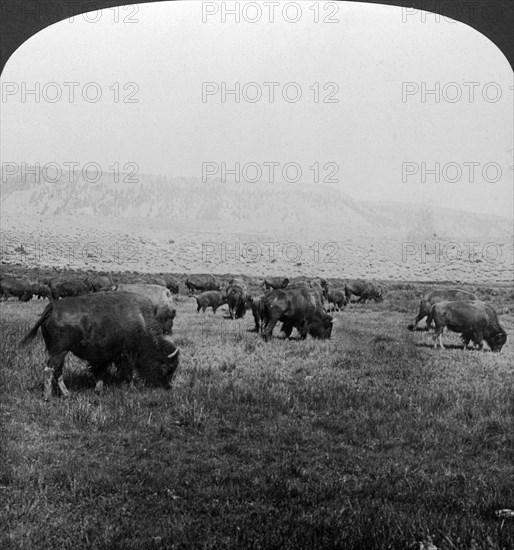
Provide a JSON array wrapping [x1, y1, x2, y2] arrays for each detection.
[[1, 1, 512, 217]]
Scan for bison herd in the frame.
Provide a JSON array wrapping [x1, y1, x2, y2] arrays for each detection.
[[0, 269, 507, 400]]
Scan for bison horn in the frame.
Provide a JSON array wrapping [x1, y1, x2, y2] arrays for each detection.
[[168, 348, 179, 358]]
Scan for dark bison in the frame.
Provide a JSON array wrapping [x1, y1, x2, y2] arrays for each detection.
[[194, 290, 227, 314], [261, 286, 333, 341], [263, 277, 289, 290], [344, 280, 383, 304], [226, 282, 251, 319], [408, 288, 477, 331], [431, 301, 506, 352], [114, 283, 176, 335], [251, 294, 269, 333], [48, 279, 90, 300], [21, 292, 180, 399], [185, 274, 221, 293], [0, 275, 33, 301], [84, 274, 115, 293], [162, 274, 179, 294], [30, 281, 51, 300], [326, 289, 347, 312]]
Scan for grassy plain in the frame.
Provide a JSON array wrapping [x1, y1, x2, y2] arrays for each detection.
[[1, 281, 513, 549]]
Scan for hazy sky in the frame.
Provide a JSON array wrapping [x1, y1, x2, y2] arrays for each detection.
[[1, 1, 512, 217]]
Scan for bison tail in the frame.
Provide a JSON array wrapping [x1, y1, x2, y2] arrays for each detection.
[[20, 302, 54, 347]]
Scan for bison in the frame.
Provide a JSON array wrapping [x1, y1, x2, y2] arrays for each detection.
[[84, 274, 115, 293], [20, 292, 180, 399], [162, 274, 179, 294], [326, 289, 347, 312], [48, 279, 90, 300], [408, 288, 477, 331], [114, 283, 176, 335], [261, 286, 333, 341], [194, 290, 227, 314], [263, 277, 289, 290], [431, 301, 506, 352], [185, 274, 221, 293], [251, 294, 269, 333], [0, 275, 33, 302], [30, 281, 51, 300], [344, 280, 383, 304], [226, 282, 251, 319]]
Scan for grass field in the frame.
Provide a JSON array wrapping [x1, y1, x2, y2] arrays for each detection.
[[1, 281, 513, 549]]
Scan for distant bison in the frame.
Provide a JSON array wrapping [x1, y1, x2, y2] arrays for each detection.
[[344, 280, 383, 304], [251, 294, 271, 333], [114, 283, 176, 335], [30, 282, 51, 300], [0, 275, 33, 302], [162, 274, 179, 294], [261, 286, 333, 341], [226, 282, 251, 319], [20, 292, 180, 399], [84, 274, 114, 293], [185, 274, 221, 293], [48, 279, 90, 300], [431, 301, 506, 352], [408, 288, 477, 331], [326, 289, 347, 312], [194, 290, 227, 314], [263, 277, 289, 290]]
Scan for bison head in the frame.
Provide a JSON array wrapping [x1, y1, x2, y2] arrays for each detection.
[[140, 340, 180, 388], [308, 312, 333, 339], [487, 331, 507, 352]]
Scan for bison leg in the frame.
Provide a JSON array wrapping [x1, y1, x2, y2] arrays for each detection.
[[45, 351, 69, 399], [281, 320, 294, 339], [262, 319, 278, 341]]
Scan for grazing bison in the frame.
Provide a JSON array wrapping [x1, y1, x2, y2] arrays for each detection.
[[48, 279, 90, 300], [20, 292, 180, 399], [185, 274, 221, 293], [344, 280, 383, 304], [84, 274, 115, 293], [326, 289, 347, 312], [261, 286, 333, 341], [162, 274, 179, 294], [431, 301, 506, 352], [195, 290, 227, 314], [114, 283, 176, 335], [30, 282, 51, 300], [0, 275, 33, 301], [408, 288, 477, 331], [226, 282, 251, 319], [263, 277, 289, 290]]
